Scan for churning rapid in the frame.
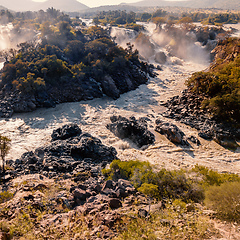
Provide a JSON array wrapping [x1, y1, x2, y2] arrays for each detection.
[[0, 22, 240, 173]]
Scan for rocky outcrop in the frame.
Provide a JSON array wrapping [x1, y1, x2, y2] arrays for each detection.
[[51, 124, 82, 141], [11, 124, 117, 177], [155, 119, 187, 145], [210, 38, 240, 65], [162, 90, 240, 141], [106, 115, 155, 147], [0, 61, 155, 118]]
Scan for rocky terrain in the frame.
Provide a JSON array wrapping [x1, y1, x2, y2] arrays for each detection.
[[162, 89, 240, 142], [0, 123, 240, 239]]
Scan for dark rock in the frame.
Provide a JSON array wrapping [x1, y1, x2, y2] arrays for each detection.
[[155, 119, 186, 144], [103, 212, 121, 227], [73, 188, 90, 201], [162, 89, 239, 142], [154, 51, 167, 64], [108, 198, 122, 209], [24, 194, 35, 201], [51, 124, 82, 141], [115, 187, 128, 198], [106, 115, 155, 148], [102, 188, 117, 198], [70, 133, 117, 162], [101, 180, 115, 191], [118, 179, 134, 190], [198, 131, 213, 140], [101, 75, 120, 100], [188, 136, 201, 145], [13, 126, 117, 178]]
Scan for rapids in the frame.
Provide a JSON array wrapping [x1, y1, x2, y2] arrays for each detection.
[[0, 22, 240, 173]]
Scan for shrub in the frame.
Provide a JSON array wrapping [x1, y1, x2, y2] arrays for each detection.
[[138, 183, 159, 199], [205, 181, 240, 222], [0, 191, 13, 204], [192, 165, 240, 187], [103, 160, 204, 202], [102, 159, 152, 182]]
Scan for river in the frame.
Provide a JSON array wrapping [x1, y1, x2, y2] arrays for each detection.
[[0, 22, 239, 173]]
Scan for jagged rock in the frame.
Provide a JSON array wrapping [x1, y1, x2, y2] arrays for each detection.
[[73, 188, 90, 201], [106, 115, 155, 148], [187, 136, 201, 145], [102, 180, 115, 191], [154, 51, 167, 64], [70, 133, 117, 162], [155, 119, 186, 145], [12, 124, 117, 177], [162, 89, 240, 141], [101, 75, 120, 100], [51, 124, 82, 141]]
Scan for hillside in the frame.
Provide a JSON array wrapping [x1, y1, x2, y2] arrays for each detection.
[[131, 0, 240, 10], [0, 0, 89, 12], [34, 0, 89, 12]]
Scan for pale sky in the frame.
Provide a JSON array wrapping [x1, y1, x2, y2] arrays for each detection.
[[33, 0, 140, 8]]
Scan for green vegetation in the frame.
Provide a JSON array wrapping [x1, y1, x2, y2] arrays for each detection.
[[0, 135, 11, 173], [0, 161, 239, 239], [0, 191, 13, 204], [192, 165, 240, 188], [0, 9, 151, 105], [88, 9, 240, 31], [186, 38, 240, 122], [103, 159, 240, 224], [205, 182, 240, 222], [103, 159, 204, 202], [115, 201, 212, 240]]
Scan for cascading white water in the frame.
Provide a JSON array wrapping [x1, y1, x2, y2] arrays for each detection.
[[0, 22, 239, 173], [111, 22, 210, 65]]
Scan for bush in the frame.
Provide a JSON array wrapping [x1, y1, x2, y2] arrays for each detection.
[[0, 191, 13, 204], [138, 183, 159, 198], [192, 165, 240, 187], [205, 181, 240, 222], [103, 160, 204, 202]]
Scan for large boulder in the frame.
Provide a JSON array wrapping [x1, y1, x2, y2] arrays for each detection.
[[70, 133, 117, 162], [154, 51, 167, 64], [51, 124, 82, 141], [155, 119, 186, 145], [106, 115, 155, 148]]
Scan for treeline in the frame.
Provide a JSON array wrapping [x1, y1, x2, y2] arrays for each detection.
[[92, 9, 240, 28]]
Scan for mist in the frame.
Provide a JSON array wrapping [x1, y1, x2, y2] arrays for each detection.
[[111, 22, 212, 65], [0, 23, 38, 66]]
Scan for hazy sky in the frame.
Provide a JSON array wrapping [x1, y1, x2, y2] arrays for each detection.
[[33, 0, 140, 8]]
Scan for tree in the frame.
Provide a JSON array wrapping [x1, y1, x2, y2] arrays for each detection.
[[0, 135, 11, 173]]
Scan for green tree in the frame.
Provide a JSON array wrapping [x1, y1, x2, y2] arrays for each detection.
[[0, 136, 11, 173]]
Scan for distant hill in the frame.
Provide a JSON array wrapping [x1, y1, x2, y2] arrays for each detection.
[[0, 5, 7, 10], [0, 0, 89, 12], [131, 0, 240, 10], [35, 0, 89, 12], [0, 0, 37, 11]]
